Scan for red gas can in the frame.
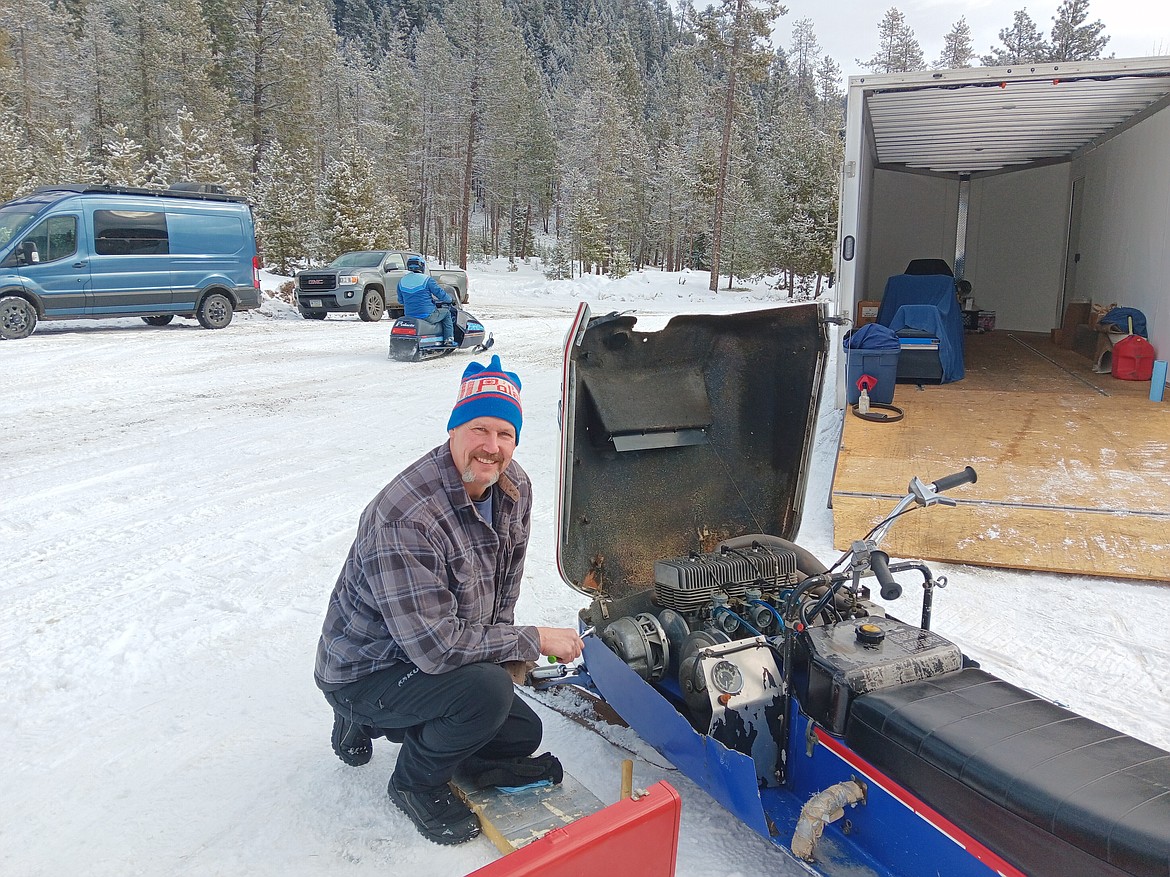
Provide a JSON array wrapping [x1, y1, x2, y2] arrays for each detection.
[[1111, 334, 1156, 381]]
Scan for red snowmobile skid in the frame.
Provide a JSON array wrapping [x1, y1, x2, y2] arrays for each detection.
[[465, 778, 681, 877]]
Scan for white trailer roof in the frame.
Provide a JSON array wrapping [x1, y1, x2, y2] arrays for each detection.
[[852, 57, 1170, 175]]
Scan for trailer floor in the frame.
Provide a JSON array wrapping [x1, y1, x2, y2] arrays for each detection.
[[832, 330, 1170, 580]]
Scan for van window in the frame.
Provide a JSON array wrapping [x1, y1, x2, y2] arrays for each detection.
[[0, 206, 39, 249], [94, 209, 169, 256], [22, 215, 79, 263], [167, 212, 245, 255]]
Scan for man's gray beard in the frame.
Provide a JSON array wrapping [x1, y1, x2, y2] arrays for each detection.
[[462, 466, 500, 489]]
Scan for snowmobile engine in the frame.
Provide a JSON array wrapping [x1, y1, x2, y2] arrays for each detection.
[[599, 543, 799, 688], [652, 544, 799, 613]]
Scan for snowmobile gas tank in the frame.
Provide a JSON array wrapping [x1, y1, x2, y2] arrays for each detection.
[[556, 302, 828, 600]]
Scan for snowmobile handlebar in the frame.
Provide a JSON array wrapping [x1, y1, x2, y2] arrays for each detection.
[[869, 465, 979, 547], [868, 549, 902, 601], [932, 466, 978, 494], [784, 467, 977, 628]]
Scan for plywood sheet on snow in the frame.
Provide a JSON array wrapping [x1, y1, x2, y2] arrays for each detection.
[[833, 331, 1170, 580]]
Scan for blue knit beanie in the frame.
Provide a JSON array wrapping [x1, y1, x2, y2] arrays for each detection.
[[447, 354, 523, 444]]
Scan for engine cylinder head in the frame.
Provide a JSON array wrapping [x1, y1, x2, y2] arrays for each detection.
[[653, 545, 797, 616]]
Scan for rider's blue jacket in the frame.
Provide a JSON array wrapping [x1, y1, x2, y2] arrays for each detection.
[[398, 272, 453, 319]]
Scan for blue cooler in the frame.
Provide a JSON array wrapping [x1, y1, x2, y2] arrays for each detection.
[[844, 322, 900, 404]]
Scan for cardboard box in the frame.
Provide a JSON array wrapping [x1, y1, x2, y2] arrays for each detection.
[[855, 300, 880, 327], [1089, 302, 1117, 332], [1061, 301, 1091, 331]]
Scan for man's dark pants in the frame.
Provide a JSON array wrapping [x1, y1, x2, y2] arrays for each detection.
[[323, 662, 541, 791]]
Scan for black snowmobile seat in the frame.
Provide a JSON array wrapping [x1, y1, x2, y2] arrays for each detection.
[[846, 668, 1170, 877], [903, 258, 954, 276]]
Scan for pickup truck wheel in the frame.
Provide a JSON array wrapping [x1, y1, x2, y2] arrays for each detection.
[[142, 315, 174, 326], [0, 295, 37, 339], [359, 289, 385, 322], [196, 292, 233, 329]]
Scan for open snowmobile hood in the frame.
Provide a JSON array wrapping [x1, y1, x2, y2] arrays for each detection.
[[556, 302, 828, 600]]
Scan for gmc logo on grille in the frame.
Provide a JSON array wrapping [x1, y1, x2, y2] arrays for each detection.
[[305, 278, 324, 286]]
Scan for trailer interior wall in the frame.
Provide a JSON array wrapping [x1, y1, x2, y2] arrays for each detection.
[[862, 171, 957, 299], [862, 166, 1071, 333], [1068, 102, 1169, 359], [967, 164, 1071, 332]]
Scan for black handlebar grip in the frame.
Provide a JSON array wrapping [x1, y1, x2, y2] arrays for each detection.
[[870, 550, 902, 601], [932, 466, 977, 494]]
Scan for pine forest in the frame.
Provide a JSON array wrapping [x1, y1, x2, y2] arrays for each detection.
[[0, 0, 1116, 291]]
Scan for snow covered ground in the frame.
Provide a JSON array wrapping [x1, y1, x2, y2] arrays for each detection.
[[3, 260, 1168, 877]]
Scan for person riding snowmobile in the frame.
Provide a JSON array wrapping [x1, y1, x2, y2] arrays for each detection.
[[398, 256, 456, 347]]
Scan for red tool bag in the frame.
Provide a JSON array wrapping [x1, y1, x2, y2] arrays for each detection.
[[1111, 335, 1156, 381]]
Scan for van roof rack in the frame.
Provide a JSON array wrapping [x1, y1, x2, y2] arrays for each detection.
[[31, 184, 249, 204]]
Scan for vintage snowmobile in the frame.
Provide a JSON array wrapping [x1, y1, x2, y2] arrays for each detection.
[[547, 302, 1170, 877], [388, 302, 493, 362]]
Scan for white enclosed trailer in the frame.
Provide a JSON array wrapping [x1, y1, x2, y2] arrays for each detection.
[[833, 57, 1170, 407]]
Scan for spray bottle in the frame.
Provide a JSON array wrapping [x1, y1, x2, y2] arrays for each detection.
[[856, 374, 877, 414]]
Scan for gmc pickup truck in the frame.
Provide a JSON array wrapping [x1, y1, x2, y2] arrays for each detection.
[[294, 250, 469, 321]]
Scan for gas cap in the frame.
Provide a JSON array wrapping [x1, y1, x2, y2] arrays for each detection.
[[856, 621, 886, 645]]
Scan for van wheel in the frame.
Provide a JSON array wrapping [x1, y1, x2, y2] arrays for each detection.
[[142, 315, 174, 326], [0, 295, 37, 340], [197, 292, 233, 329], [359, 289, 385, 322]]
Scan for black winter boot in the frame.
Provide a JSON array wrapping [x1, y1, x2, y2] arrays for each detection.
[[387, 776, 481, 845], [460, 752, 564, 789], [331, 712, 373, 766]]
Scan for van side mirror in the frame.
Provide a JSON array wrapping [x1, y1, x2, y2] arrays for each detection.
[[22, 240, 40, 264]]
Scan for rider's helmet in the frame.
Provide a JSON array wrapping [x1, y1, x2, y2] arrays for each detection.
[[406, 255, 425, 273]]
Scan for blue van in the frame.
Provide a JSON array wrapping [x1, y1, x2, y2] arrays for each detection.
[[0, 185, 261, 339]]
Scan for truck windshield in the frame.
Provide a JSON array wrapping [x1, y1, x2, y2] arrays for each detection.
[[330, 252, 383, 268], [0, 206, 39, 249]]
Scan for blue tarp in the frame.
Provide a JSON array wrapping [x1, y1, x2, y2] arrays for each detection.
[[844, 321, 901, 351], [876, 274, 966, 383], [843, 322, 900, 404], [888, 304, 965, 382], [1098, 307, 1147, 338]]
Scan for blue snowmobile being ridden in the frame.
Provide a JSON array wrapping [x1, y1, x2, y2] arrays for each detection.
[[389, 256, 493, 362]]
